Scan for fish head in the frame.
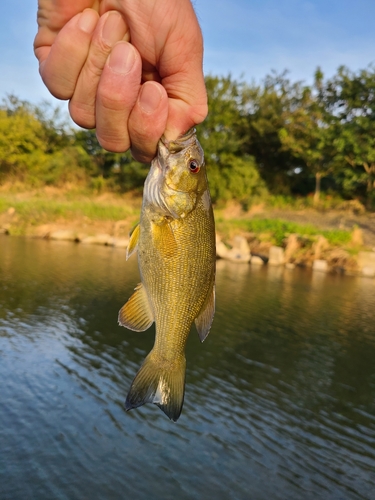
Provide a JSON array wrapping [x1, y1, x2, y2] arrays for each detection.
[[158, 129, 207, 196], [147, 129, 209, 219]]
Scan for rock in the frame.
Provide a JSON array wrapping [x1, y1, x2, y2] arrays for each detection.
[[268, 246, 284, 266], [32, 225, 53, 238], [313, 259, 328, 272], [106, 237, 116, 246], [113, 219, 130, 238], [216, 240, 230, 259], [285, 262, 295, 270], [81, 234, 111, 245], [231, 235, 250, 254], [362, 266, 375, 278], [225, 235, 251, 263], [357, 251, 375, 271], [113, 238, 129, 248], [351, 227, 364, 246], [284, 233, 300, 263], [250, 255, 264, 265], [49, 230, 77, 241], [313, 235, 329, 260], [226, 248, 251, 263]]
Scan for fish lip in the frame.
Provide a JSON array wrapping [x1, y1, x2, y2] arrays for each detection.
[[161, 128, 197, 153]]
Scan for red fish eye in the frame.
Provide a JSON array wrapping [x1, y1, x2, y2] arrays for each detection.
[[189, 160, 200, 173]]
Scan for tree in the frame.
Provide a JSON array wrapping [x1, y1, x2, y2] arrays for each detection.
[[240, 71, 302, 194], [0, 95, 91, 186], [197, 75, 267, 206], [278, 69, 337, 204], [74, 129, 148, 192], [323, 66, 375, 206]]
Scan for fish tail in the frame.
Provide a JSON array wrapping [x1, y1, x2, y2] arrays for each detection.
[[125, 350, 186, 422]]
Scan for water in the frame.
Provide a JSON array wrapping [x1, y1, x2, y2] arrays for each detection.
[[0, 235, 374, 500]]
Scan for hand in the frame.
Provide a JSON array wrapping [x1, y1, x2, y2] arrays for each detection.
[[34, 0, 208, 162]]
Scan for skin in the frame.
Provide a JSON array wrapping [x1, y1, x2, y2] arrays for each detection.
[[34, 0, 208, 162]]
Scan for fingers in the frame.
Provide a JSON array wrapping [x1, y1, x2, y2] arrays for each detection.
[[69, 11, 129, 128], [95, 41, 142, 153], [162, 59, 208, 141], [35, 9, 99, 100], [128, 82, 169, 162]]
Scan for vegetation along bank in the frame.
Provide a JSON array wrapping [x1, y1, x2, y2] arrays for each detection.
[[1, 64, 375, 277]]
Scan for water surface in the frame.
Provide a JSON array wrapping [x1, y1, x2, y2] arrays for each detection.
[[0, 235, 374, 499]]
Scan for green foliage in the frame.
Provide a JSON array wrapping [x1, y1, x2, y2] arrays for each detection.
[[197, 76, 268, 205], [75, 129, 148, 192], [2, 63, 375, 209], [0, 194, 138, 234], [216, 217, 352, 246], [322, 66, 375, 205]]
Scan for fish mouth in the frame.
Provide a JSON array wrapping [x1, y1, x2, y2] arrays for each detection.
[[160, 128, 197, 154]]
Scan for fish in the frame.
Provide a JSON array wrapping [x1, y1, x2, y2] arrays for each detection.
[[118, 128, 216, 421]]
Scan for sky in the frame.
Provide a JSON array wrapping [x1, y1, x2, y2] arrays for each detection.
[[1, 0, 375, 111]]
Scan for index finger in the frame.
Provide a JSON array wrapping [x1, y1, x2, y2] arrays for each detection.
[[34, 9, 99, 100]]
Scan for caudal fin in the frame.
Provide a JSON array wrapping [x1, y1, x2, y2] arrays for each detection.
[[125, 351, 186, 422]]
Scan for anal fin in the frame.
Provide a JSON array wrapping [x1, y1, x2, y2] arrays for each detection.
[[118, 283, 154, 331], [195, 285, 215, 342]]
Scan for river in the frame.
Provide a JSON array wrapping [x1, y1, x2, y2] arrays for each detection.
[[0, 235, 374, 500]]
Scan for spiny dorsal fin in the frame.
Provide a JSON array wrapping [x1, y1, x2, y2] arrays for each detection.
[[126, 223, 140, 260], [118, 283, 154, 331], [195, 285, 215, 342], [152, 220, 178, 259]]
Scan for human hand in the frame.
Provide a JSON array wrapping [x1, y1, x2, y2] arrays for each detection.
[[34, 0, 208, 162]]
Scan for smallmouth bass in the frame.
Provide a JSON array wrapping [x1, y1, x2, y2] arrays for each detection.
[[119, 129, 216, 421]]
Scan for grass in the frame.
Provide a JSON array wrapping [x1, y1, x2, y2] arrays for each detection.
[[0, 188, 355, 248], [215, 217, 352, 247], [0, 189, 141, 235]]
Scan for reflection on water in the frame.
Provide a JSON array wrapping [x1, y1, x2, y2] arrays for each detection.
[[1, 235, 375, 500]]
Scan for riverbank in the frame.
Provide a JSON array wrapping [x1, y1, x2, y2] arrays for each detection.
[[1, 188, 375, 277]]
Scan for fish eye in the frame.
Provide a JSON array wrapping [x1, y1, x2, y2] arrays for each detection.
[[188, 160, 200, 174]]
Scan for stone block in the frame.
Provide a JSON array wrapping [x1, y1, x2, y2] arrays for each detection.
[[216, 240, 229, 259], [285, 262, 295, 270], [312, 259, 328, 272], [268, 246, 284, 266], [49, 230, 77, 241], [362, 266, 375, 278], [357, 251, 375, 271], [226, 248, 251, 263], [250, 255, 264, 265], [81, 234, 111, 245]]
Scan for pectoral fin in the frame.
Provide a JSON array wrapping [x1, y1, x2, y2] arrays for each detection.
[[126, 223, 140, 260], [152, 220, 178, 259], [118, 283, 154, 331], [195, 285, 215, 342]]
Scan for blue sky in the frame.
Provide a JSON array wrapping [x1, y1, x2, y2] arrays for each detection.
[[1, 0, 375, 109]]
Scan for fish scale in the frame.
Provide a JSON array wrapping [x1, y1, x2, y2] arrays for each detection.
[[118, 129, 216, 421]]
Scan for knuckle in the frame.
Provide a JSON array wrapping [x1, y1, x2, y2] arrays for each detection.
[[97, 134, 130, 153]]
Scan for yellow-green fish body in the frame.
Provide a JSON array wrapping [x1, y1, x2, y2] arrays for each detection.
[[119, 129, 215, 421]]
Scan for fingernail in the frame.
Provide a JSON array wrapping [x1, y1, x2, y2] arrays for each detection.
[[108, 42, 136, 75], [102, 12, 126, 47], [139, 83, 163, 114], [78, 9, 97, 34]]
